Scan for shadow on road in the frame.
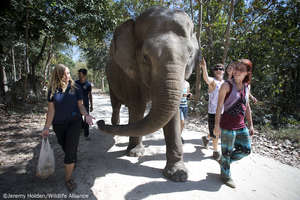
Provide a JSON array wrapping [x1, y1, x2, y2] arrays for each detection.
[[125, 172, 222, 200], [1, 124, 221, 199]]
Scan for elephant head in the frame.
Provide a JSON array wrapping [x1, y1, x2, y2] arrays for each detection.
[[98, 6, 199, 136]]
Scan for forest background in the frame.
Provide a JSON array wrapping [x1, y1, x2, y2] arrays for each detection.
[[0, 0, 299, 143]]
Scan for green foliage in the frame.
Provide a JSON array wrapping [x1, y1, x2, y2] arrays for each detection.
[[0, 0, 298, 128], [189, 0, 299, 127], [232, 0, 300, 127], [55, 53, 75, 69]]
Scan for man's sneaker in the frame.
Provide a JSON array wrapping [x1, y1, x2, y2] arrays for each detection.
[[221, 176, 236, 188], [213, 151, 221, 160], [202, 136, 209, 148]]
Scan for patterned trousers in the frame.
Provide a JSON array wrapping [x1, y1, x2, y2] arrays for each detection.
[[220, 127, 251, 178]]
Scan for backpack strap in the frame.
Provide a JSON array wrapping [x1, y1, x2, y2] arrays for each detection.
[[224, 80, 233, 102]]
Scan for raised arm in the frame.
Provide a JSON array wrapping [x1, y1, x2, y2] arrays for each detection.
[[200, 58, 215, 87]]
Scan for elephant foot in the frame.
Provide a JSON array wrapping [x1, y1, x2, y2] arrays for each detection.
[[126, 144, 145, 157], [111, 117, 120, 125], [163, 161, 188, 182]]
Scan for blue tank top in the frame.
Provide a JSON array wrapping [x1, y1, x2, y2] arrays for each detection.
[[220, 80, 249, 130]]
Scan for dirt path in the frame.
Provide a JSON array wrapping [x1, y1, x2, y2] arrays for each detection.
[[0, 93, 300, 200]]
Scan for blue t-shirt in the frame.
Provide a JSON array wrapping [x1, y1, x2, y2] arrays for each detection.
[[75, 80, 91, 109], [47, 83, 83, 124]]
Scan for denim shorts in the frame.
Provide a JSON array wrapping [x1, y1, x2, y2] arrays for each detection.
[[180, 107, 188, 120]]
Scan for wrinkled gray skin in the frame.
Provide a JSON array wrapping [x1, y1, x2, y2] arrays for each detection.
[[97, 6, 199, 182]]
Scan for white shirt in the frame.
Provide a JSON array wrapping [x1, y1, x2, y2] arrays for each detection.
[[208, 79, 224, 114]]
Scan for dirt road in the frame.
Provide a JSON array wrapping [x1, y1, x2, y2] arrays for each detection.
[[1, 93, 300, 200]]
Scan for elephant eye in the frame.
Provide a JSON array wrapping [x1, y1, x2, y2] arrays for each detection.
[[188, 47, 193, 58]]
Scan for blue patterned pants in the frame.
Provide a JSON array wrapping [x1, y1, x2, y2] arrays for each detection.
[[220, 127, 251, 178]]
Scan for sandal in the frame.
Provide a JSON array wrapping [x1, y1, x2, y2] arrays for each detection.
[[65, 179, 77, 192]]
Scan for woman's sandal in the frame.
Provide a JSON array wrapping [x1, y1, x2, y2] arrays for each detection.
[[65, 179, 77, 192]]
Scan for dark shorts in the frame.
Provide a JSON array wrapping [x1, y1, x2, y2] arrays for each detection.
[[53, 117, 81, 164], [208, 113, 216, 138], [180, 107, 188, 120]]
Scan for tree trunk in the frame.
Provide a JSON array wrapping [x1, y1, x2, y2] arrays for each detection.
[[189, 0, 194, 21], [206, 4, 214, 56], [11, 47, 17, 82], [0, 58, 8, 98], [32, 36, 47, 77], [23, 1, 30, 99], [25, 6, 30, 75], [44, 41, 53, 81], [44, 51, 53, 81], [194, 0, 203, 102], [101, 77, 105, 92], [222, 0, 235, 64], [18, 63, 22, 80], [0, 66, 5, 99]]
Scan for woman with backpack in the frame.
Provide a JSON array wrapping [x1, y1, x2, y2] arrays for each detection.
[[214, 59, 254, 188]]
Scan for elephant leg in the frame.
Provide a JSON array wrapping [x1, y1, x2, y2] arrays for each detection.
[[162, 109, 188, 182], [126, 106, 146, 157], [110, 90, 121, 125]]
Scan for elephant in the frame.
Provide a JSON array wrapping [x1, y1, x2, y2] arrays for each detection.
[[97, 6, 199, 182]]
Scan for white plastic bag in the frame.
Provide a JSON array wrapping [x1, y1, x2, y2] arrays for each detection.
[[36, 138, 55, 179]]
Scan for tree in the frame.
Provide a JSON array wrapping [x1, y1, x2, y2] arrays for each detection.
[[194, 0, 203, 102], [222, 0, 235, 64]]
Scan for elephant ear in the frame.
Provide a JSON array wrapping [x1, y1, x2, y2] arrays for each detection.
[[111, 19, 137, 80]]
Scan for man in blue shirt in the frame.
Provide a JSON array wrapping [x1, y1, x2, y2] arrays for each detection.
[[76, 69, 93, 140]]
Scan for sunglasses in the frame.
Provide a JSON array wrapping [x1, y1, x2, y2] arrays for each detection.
[[214, 67, 224, 71]]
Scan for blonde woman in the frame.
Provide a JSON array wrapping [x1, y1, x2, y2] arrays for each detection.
[[41, 64, 94, 192]]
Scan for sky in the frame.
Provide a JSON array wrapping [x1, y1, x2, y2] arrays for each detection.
[[71, 45, 81, 62]]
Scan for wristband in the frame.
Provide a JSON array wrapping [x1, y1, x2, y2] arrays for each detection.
[[43, 127, 49, 131]]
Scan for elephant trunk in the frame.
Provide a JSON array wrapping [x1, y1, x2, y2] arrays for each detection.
[[98, 64, 184, 136]]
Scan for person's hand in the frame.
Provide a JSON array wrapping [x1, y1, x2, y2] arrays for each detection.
[[85, 114, 95, 125], [200, 57, 206, 68], [213, 125, 221, 138], [90, 105, 93, 112], [41, 127, 49, 138], [251, 96, 258, 104], [249, 126, 255, 136]]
